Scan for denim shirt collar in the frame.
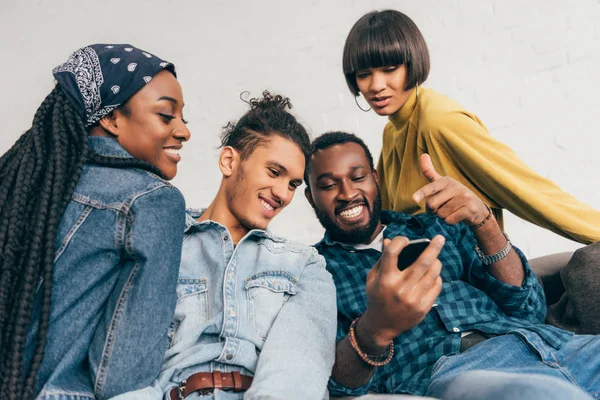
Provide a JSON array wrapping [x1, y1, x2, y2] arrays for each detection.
[[184, 208, 284, 242], [88, 137, 134, 159], [316, 210, 421, 248]]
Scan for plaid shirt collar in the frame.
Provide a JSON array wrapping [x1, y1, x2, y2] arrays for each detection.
[[317, 210, 421, 249]]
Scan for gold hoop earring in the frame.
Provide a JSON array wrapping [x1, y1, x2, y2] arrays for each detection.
[[354, 95, 371, 112], [415, 83, 419, 100]]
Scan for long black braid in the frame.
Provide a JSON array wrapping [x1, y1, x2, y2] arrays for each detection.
[[0, 86, 164, 399]]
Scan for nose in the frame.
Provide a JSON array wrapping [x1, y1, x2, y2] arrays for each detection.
[[336, 179, 359, 202], [172, 121, 191, 142], [369, 71, 386, 94], [271, 181, 293, 207]]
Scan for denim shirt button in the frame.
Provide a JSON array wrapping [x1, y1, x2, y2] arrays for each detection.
[[223, 235, 229, 241], [226, 353, 233, 360], [228, 308, 236, 317]]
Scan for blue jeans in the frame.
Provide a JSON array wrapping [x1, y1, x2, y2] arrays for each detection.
[[426, 332, 600, 399]]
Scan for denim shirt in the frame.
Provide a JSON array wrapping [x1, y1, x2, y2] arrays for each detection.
[[25, 137, 186, 400], [113, 209, 337, 400]]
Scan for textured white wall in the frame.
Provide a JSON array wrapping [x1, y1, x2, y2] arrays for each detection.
[[1, 0, 599, 258]]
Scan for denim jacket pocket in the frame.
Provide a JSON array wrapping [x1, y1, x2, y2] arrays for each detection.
[[167, 278, 208, 349], [245, 271, 298, 340]]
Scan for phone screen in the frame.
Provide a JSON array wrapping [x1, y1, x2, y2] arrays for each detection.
[[397, 238, 431, 271]]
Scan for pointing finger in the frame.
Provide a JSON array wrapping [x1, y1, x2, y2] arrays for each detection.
[[419, 153, 442, 183]]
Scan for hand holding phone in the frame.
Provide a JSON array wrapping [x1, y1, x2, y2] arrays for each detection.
[[361, 235, 445, 348], [397, 238, 431, 271]]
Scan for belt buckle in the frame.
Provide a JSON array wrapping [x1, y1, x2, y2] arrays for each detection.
[[177, 379, 187, 400]]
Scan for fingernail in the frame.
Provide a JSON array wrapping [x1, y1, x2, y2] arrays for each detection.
[[413, 194, 421, 203]]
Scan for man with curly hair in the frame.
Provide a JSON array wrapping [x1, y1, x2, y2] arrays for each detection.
[[114, 92, 337, 400]]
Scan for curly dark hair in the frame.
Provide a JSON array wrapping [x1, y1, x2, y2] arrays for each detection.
[[220, 90, 311, 161], [0, 86, 162, 399]]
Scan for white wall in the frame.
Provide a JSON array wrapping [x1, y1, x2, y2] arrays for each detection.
[[1, 0, 599, 258]]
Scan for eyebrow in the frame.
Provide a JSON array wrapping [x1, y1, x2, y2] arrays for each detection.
[[156, 96, 182, 106], [268, 161, 303, 185], [315, 165, 365, 181]]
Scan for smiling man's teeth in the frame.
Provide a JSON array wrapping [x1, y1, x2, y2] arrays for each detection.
[[164, 148, 180, 156], [260, 199, 274, 211], [339, 205, 363, 218]]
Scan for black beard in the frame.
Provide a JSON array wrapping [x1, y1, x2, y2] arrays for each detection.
[[313, 189, 382, 245]]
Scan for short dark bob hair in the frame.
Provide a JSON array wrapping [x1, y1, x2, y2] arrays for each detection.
[[342, 10, 430, 96]]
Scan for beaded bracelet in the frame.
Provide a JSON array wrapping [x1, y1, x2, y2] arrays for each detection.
[[470, 204, 492, 230], [348, 317, 394, 367]]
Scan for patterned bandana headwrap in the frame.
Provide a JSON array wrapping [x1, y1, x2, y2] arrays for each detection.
[[53, 44, 176, 127]]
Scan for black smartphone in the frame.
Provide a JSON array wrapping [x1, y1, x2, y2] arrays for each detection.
[[397, 238, 431, 271]]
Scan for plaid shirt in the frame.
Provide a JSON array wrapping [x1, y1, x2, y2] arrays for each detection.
[[316, 210, 573, 396]]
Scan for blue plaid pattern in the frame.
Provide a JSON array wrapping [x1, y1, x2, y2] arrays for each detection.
[[316, 211, 573, 396]]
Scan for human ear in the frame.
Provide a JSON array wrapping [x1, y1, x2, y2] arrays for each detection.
[[219, 146, 239, 177], [97, 112, 121, 137], [304, 186, 316, 209]]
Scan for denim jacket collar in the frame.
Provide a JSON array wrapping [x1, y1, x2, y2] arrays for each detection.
[[88, 136, 134, 159], [184, 208, 284, 242]]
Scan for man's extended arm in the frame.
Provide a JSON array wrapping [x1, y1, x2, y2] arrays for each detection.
[[414, 153, 545, 321], [245, 250, 337, 400], [329, 236, 445, 396]]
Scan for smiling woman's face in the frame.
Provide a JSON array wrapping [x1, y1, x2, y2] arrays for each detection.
[[99, 70, 191, 180]]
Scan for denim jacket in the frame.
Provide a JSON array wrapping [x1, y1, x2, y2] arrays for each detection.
[[113, 209, 337, 400], [25, 137, 186, 400]]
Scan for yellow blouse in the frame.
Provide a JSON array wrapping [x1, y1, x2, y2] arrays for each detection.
[[377, 87, 600, 244]]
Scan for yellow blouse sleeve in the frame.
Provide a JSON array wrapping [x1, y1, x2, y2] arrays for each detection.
[[376, 153, 391, 209], [424, 110, 600, 244]]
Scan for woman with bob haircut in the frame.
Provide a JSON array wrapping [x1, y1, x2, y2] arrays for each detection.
[[0, 44, 190, 400], [342, 9, 600, 244]]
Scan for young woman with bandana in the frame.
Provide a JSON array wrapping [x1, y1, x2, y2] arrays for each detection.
[[0, 44, 191, 400], [342, 10, 600, 244]]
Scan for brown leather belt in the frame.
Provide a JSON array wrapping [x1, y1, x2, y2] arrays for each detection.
[[169, 371, 253, 400]]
